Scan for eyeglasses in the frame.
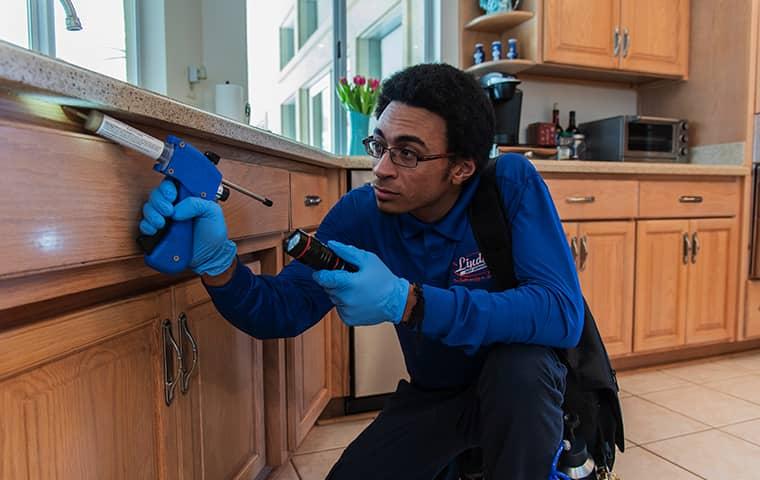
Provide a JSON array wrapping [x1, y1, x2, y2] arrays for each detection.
[[362, 136, 457, 168]]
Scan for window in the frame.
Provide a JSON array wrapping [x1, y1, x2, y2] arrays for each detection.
[[380, 25, 403, 79], [2, 0, 135, 83], [308, 73, 332, 151], [281, 97, 297, 140], [279, 11, 295, 69], [0, 1, 29, 48], [54, 0, 130, 82], [298, 0, 329, 48]]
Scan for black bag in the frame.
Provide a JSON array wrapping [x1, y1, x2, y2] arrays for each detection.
[[467, 158, 625, 472]]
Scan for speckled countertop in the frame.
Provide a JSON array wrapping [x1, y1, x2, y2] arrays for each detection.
[[0, 41, 749, 176]]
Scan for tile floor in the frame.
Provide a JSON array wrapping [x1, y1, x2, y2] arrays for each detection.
[[270, 349, 760, 480]]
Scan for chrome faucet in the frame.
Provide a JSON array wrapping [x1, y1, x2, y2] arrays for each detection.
[[58, 0, 82, 31]]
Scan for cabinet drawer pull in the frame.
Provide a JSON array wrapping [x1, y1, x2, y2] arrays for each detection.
[[682, 233, 691, 265], [613, 27, 620, 56], [678, 195, 703, 203], [691, 232, 699, 264], [570, 236, 579, 265], [622, 28, 630, 57], [162, 319, 183, 407], [579, 235, 589, 272], [304, 195, 322, 207], [179, 313, 198, 395], [566, 195, 596, 204]]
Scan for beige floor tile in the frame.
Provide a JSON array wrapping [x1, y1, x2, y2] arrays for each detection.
[[612, 447, 701, 479], [642, 384, 760, 427], [646, 429, 760, 480], [659, 360, 754, 384], [619, 389, 633, 399], [618, 369, 691, 395], [721, 418, 760, 446], [270, 460, 300, 480], [292, 449, 343, 480], [703, 373, 760, 405], [725, 351, 760, 371], [621, 397, 710, 444], [295, 418, 372, 454]]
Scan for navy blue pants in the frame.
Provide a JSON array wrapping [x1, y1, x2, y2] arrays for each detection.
[[327, 344, 567, 480]]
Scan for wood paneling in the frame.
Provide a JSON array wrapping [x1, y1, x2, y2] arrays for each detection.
[[685, 218, 737, 344], [744, 281, 760, 339], [638, 0, 751, 146], [545, 178, 638, 219], [634, 219, 689, 352], [639, 179, 740, 218], [544, 0, 620, 69], [619, 0, 689, 77]]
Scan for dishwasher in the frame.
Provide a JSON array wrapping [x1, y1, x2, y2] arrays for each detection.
[[345, 169, 409, 413]]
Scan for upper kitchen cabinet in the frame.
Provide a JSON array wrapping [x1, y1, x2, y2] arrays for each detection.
[[461, 0, 690, 82]]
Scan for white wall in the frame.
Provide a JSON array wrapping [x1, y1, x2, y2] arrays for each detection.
[[517, 79, 637, 143]]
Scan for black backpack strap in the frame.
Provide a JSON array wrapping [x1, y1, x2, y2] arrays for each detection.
[[468, 158, 518, 291]]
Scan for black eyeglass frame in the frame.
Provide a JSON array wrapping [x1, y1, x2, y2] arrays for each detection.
[[362, 136, 457, 168]]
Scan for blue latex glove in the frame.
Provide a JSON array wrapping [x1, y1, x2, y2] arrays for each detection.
[[139, 179, 237, 276], [312, 241, 410, 326]]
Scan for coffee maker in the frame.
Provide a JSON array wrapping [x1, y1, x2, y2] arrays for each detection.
[[480, 72, 522, 146]]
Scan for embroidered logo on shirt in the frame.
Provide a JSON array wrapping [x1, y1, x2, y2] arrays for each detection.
[[452, 251, 492, 283]]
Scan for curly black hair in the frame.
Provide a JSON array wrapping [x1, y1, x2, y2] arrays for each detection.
[[375, 63, 495, 171]]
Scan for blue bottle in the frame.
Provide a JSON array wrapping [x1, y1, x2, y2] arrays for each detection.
[[507, 38, 519, 60], [473, 43, 486, 64], [491, 40, 502, 61]]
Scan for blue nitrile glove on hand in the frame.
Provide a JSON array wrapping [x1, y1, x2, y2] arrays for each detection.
[[312, 241, 410, 326], [139, 179, 237, 276]]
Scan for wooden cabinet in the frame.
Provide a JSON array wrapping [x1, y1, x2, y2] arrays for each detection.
[[619, 0, 689, 76], [0, 292, 176, 480], [634, 218, 737, 352], [173, 276, 267, 480], [544, 0, 620, 70], [563, 221, 635, 356], [544, 0, 689, 77]]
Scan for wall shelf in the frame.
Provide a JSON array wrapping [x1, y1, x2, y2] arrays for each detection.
[[465, 59, 536, 77], [464, 10, 534, 33]]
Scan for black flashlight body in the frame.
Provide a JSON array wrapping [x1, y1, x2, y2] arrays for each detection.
[[284, 229, 358, 272]]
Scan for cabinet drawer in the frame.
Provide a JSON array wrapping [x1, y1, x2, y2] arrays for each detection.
[[544, 179, 638, 220], [291, 172, 330, 229], [639, 179, 740, 218]]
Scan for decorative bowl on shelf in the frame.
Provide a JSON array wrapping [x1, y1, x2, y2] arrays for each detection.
[[479, 0, 520, 14]]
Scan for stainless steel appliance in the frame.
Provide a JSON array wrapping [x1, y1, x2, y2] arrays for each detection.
[[750, 163, 760, 279], [347, 169, 409, 411], [579, 115, 689, 162]]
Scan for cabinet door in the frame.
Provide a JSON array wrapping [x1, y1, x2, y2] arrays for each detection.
[[174, 278, 267, 480], [578, 221, 635, 356], [544, 0, 620, 69], [286, 311, 333, 449], [0, 292, 176, 480], [685, 218, 738, 344], [619, 0, 689, 76], [634, 220, 689, 352]]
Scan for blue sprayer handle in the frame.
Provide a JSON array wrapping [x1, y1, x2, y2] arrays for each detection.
[[137, 135, 223, 274]]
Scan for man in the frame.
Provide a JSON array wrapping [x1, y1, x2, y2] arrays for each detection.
[[139, 63, 584, 479]]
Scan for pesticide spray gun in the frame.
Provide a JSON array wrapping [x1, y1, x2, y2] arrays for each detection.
[[68, 109, 273, 274]]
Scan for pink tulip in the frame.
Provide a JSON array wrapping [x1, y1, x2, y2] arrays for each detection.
[[369, 79, 380, 91], [353, 75, 366, 86], [339, 77, 348, 85]]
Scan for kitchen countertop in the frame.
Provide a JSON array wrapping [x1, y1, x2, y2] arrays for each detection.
[[0, 41, 750, 177]]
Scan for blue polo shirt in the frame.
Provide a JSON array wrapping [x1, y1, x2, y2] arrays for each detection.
[[205, 154, 584, 390]]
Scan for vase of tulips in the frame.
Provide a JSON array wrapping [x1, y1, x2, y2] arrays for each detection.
[[337, 75, 381, 155]]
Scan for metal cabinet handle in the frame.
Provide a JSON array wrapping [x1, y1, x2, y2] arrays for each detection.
[[179, 313, 198, 395], [613, 27, 620, 56], [162, 319, 183, 407], [566, 195, 596, 204], [682, 233, 691, 265], [304, 195, 322, 207], [570, 236, 579, 265], [679, 195, 703, 203], [691, 232, 699, 264], [622, 28, 630, 57], [579, 235, 589, 271]]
